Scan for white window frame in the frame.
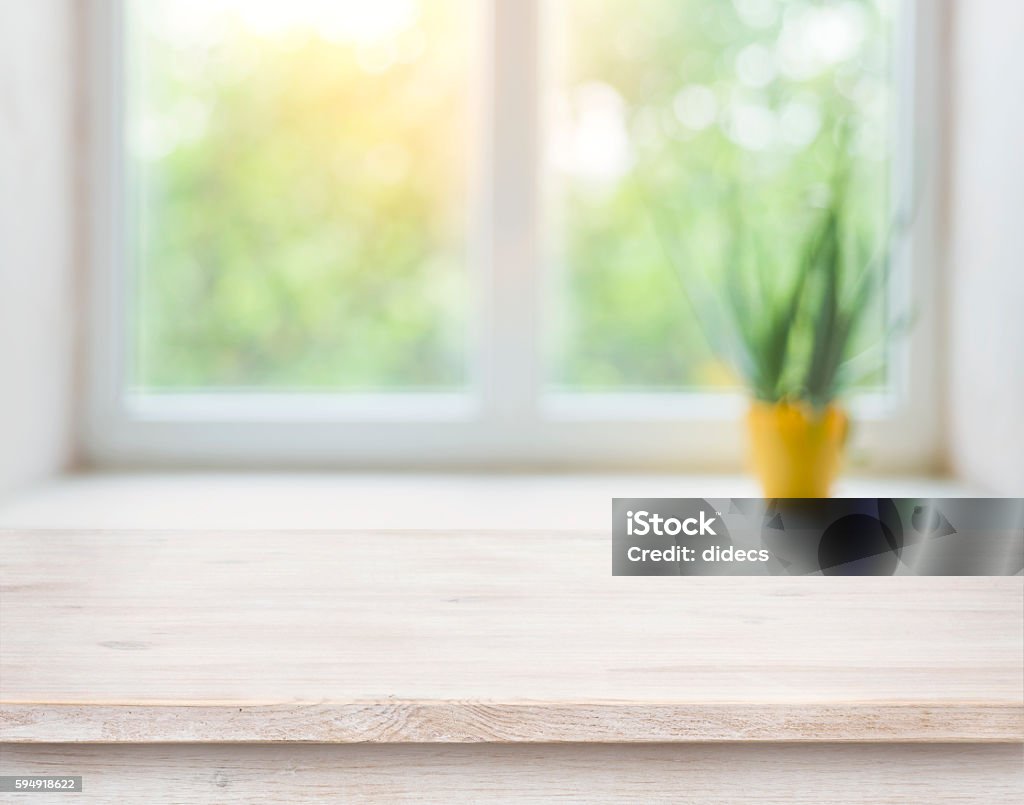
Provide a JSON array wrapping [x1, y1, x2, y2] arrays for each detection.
[[84, 0, 944, 471]]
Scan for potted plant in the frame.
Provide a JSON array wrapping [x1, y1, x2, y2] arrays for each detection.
[[656, 172, 906, 497]]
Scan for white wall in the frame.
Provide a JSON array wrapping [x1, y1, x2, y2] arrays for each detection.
[[0, 1, 77, 495], [946, 0, 1024, 494]]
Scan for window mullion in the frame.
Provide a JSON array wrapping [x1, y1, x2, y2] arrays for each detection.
[[481, 0, 541, 428]]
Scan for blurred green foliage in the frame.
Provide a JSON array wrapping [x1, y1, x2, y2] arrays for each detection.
[[552, 0, 893, 390], [130, 0, 893, 393], [131, 1, 470, 390], [655, 166, 899, 408]]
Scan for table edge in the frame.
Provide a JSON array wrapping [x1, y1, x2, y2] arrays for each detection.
[[2, 700, 1021, 744]]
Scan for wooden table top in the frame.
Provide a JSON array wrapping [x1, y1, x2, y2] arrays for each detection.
[[1, 529, 1021, 743]]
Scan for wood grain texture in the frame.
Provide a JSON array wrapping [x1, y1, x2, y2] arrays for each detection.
[[0, 702, 1021, 744], [2, 744, 1023, 804], [1, 529, 1021, 743]]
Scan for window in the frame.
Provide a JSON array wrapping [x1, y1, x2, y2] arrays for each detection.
[[547, 0, 893, 392], [129, 0, 474, 392], [87, 0, 940, 468]]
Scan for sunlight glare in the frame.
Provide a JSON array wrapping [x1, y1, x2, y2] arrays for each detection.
[[183, 0, 421, 43]]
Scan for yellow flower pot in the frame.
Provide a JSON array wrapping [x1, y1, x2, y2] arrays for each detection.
[[746, 401, 848, 498]]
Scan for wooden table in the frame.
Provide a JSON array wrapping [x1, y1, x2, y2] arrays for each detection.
[[1, 529, 1022, 802]]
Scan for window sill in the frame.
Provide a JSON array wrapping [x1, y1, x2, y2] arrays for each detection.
[[0, 472, 983, 530]]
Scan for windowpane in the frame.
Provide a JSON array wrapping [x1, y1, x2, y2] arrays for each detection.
[[127, 0, 472, 391], [547, 0, 895, 391]]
